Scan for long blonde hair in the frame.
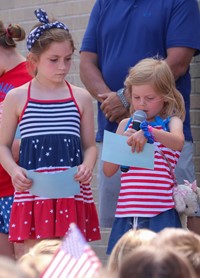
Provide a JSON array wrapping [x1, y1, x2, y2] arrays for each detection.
[[125, 58, 185, 121]]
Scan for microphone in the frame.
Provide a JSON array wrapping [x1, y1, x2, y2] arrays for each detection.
[[120, 110, 147, 172]]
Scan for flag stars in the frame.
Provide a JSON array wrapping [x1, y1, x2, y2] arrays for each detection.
[[28, 161, 31, 164], [46, 152, 50, 156]]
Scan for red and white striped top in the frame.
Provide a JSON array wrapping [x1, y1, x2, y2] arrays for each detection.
[[115, 122, 180, 218]]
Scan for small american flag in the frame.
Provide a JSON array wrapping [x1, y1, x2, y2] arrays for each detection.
[[41, 223, 102, 278]]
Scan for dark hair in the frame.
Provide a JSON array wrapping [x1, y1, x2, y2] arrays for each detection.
[[0, 20, 25, 48]]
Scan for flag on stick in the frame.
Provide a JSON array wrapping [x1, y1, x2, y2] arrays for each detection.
[[41, 223, 102, 278]]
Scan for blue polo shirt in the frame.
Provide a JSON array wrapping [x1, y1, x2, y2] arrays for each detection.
[[80, 0, 200, 142]]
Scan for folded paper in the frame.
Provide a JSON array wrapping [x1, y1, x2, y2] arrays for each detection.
[[102, 130, 154, 169], [28, 166, 80, 198]]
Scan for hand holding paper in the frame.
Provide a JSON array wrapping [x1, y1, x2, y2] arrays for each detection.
[[102, 130, 154, 169], [28, 166, 80, 198]]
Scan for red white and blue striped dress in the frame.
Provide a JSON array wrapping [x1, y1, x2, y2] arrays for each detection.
[[9, 81, 100, 242], [115, 117, 180, 218]]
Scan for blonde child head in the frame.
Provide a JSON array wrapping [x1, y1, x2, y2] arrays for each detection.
[[18, 239, 61, 278], [151, 227, 200, 277], [107, 228, 156, 274], [125, 58, 185, 121], [118, 245, 197, 278]]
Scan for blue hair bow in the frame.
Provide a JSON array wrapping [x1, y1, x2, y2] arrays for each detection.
[[26, 8, 69, 51]]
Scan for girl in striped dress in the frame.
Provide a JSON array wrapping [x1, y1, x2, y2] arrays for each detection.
[[104, 58, 185, 254], [0, 9, 100, 253]]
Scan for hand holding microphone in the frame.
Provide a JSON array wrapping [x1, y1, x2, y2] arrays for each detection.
[[120, 110, 147, 172]]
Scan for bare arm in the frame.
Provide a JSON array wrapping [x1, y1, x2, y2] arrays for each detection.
[[151, 117, 184, 150], [73, 87, 98, 184], [166, 47, 195, 80], [0, 90, 32, 190], [80, 52, 110, 102], [80, 52, 130, 123], [127, 116, 184, 152]]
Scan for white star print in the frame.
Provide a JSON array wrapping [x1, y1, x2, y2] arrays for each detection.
[[46, 152, 50, 156]]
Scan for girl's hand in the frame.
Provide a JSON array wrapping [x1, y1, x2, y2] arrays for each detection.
[[127, 130, 147, 153], [74, 164, 93, 185], [11, 166, 32, 191], [123, 128, 137, 137]]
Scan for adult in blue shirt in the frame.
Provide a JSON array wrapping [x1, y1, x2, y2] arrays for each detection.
[[80, 0, 200, 228]]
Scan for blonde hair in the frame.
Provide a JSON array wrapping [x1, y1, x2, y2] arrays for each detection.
[[0, 20, 25, 48], [107, 229, 156, 274], [151, 228, 200, 277], [118, 246, 197, 278], [0, 256, 26, 278], [125, 58, 185, 121], [18, 239, 61, 278]]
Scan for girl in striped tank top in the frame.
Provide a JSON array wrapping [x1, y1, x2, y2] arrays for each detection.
[[104, 58, 185, 254], [0, 9, 100, 254]]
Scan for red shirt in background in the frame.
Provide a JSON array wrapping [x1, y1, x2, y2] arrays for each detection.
[[0, 62, 32, 196]]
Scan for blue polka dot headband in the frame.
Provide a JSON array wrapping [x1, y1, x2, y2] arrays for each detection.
[[27, 8, 69, 51]]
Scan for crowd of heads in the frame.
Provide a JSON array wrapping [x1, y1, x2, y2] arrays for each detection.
[[1, 227, 200, 278]]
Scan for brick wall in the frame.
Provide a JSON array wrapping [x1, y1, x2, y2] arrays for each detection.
[[1, 0, 200, 265]]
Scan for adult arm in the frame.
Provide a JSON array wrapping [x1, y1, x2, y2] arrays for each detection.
[[166, 47, 196, 80], [80, 52, 130, 123]]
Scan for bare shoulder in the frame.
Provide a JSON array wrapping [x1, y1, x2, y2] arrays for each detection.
[[70, 84, 93, 108], [169, 116, 183, 125], [5, 82, 29, 100], [117, 118, 130, 134], [168, 116, 183, 130], [4, 82, 29, 114]]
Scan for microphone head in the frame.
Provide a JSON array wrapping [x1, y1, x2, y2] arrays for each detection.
[[132, 110, 147, 122]]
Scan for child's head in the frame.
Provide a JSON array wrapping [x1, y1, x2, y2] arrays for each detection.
[[26, 9, 75, 76], [0, 20, 25, 49], [151, 227, 200, 276], [18, 239, 61, 278], [0, 256, 26, 278], [118, 245, 197, 278], [107, 228, 156, 274], [125, 58, 185, 121]]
